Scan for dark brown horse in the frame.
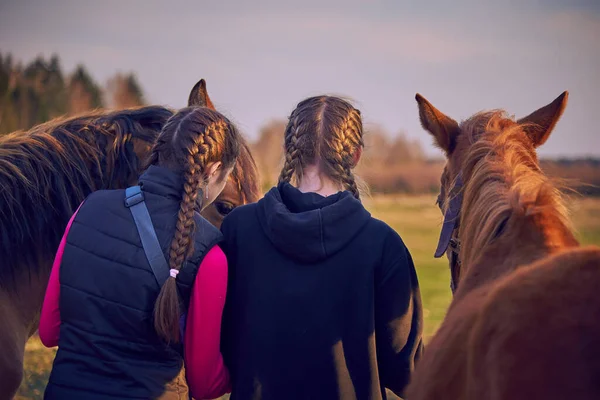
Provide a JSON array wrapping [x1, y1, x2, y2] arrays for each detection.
[[0, 79, 261, 399], [406, 92, 600, 399]]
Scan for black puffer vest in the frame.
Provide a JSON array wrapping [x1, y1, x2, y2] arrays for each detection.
[[45, 165, 222, 399]]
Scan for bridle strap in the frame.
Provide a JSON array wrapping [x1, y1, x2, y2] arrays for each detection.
[[434, 173, 464, 294], [434, 173, 463, 258], [448, 238, 461, 293]]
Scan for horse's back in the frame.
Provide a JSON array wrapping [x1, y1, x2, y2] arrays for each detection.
[[468, 246, 600, 400]]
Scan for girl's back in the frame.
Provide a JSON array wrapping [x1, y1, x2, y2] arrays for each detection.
[[45, 168, 218, 398], [40, 106, 243, 399], [220, 96, 424, 400]]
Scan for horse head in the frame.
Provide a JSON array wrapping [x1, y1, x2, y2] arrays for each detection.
[[414, 91, 569, 293]]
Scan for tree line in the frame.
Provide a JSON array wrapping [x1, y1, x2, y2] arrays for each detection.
[[249, 119, 439, 193], [1, 53, 598, 195], [251, 123, 600, 195], [0, 52, 144, 135]]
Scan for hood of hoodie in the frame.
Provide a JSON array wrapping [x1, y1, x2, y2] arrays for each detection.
[[256, 182, 371, 263]]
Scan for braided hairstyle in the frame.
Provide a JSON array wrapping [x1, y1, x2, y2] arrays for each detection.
[[147, 106, 241, 343], [278, 96, 365, 199]]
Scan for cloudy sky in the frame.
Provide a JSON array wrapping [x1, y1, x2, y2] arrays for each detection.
[[1, 0, 598, 157]]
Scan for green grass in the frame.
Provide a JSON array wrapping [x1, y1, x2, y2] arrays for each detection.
[[16, 195, 600, 399]]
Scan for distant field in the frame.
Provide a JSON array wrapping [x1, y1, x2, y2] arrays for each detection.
[[17, 195, 600, 399]]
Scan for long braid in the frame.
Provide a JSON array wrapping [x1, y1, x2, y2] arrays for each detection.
[[326, 147, 361, 199], [168, 148, 203, 268], [153, 115, 230, 343], [278, 112, 303, 184], [324, 108, 363, 199], [342, 165, 361, 199], [170, 120, 224, 259]]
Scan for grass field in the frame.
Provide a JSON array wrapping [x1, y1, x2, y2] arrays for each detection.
[[16, 195, 600, 399]]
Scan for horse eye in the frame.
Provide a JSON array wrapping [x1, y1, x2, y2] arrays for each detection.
[[214, 201, 235, 216]]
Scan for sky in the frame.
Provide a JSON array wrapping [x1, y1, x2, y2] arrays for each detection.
[[1, 0, 599, 158]]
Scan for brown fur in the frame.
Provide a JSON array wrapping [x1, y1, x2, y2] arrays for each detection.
[[407, 92, 600, 399], [0, 80, 260, 398]]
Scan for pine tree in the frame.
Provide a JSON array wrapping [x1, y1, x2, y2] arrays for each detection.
[[45, 54, 68, 118]]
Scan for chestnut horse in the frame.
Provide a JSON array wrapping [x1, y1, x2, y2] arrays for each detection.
[[406, 91, 600, 399], [0, 79, 261, 399]]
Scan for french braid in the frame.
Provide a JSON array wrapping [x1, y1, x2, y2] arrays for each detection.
[[152, 108, 238, 343], [278, 112, 304, 184], [278, 96, 366, 200]]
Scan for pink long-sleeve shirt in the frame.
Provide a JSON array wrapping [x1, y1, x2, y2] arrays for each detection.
[[39, 207, 231, 399]]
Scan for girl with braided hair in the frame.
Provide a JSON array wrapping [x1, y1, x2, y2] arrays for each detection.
[[39, 106, 241, 399], [220, 95, 424, 400]]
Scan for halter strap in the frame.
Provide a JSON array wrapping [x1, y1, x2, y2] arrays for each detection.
[[434, 173, 464, 258]]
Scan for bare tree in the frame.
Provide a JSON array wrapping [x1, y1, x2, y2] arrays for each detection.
[[106, 72, 145, 109], [252, 119, 286, 188]]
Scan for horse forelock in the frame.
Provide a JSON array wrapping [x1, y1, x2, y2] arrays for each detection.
[[457, 111, 572, 267], [0, 106, 173, 288]]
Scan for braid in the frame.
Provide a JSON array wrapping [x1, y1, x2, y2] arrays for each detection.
[[153, 116, 229, 343], [144, 108, 193, 170], [168, 148, 203, 270], [278, 96, 367, 200], [342, 165, 361, 199], [169, 119, 225, 263], [324, 108, 363, 199], [278, 113, 303, 184], [326, 143, 361, 199]]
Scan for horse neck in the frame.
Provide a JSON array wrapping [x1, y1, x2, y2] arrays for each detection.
[[460, 215, 577, 295], [455, 162, 579, 297]]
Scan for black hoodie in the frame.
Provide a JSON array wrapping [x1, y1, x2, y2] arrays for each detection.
[[220, 183, 424, 400]]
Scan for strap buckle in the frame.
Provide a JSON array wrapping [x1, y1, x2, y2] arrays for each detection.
[[125, 186, 144, 208]]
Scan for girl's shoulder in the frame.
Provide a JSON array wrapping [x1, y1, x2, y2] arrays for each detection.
[[220, 202, 260, 237], [223, 201, 259, 224], [364, 216, 413, 270], [365, 216, 407, 248]]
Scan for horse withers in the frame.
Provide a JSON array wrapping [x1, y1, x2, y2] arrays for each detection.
[[406, 91, 600, 400], [0, 79, 261, 399]]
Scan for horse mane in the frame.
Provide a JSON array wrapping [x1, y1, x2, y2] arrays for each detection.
[[234, 137, 262, 203], [458, 110, 572, 267], [0, 106, 173, 288]]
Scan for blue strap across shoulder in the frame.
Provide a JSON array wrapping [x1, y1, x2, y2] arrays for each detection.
[[124, 185, 170, 286]]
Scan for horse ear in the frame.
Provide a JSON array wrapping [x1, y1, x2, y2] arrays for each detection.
[[517, 91, 568, 147], [415, 93, 460, 155], [188, 79, 215, 110]]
